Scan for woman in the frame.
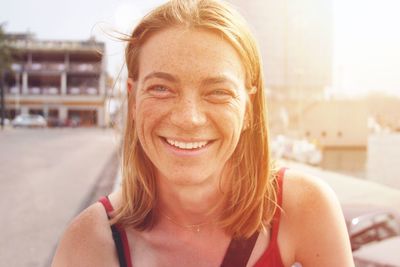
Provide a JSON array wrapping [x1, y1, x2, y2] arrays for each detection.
[[52, 0, 354, 266]]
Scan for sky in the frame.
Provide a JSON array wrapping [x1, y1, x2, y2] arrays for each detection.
[[332, 0, 400, 96], [1, 0, 400, 96]]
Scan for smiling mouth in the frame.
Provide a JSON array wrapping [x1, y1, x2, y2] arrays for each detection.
[[163, 138, 210, 150]]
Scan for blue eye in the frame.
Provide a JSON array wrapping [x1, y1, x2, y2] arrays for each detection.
[[212, 89, 230, 95], [146, 85, 174, 98], [150, 85, 168, 92], [205, 89, 235, 103]]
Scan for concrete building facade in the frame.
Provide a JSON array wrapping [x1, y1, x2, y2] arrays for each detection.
[[228, 0, 333, 99], [301, 99, 368, 148], [4, 33, 107, 127]]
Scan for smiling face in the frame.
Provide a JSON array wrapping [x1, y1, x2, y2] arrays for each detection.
[[132, 26, 248, 186]]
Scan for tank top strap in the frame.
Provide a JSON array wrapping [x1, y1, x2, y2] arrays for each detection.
[[270, 167, 286, 241], [98, 196, 133, 267], [99, 196, 114, 214]]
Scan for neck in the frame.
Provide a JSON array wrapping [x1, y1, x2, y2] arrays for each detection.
[[156, 172, 225, 227]]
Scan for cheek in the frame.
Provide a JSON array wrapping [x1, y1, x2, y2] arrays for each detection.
[[215, 101, 246, 139], [135, 99, 169, 138], [229, 97, 247, 126]]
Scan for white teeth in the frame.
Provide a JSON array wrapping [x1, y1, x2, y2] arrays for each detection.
[[166, 138, 208, 150]]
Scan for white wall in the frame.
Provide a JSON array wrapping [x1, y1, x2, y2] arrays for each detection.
[[302, 99, 367, 147]]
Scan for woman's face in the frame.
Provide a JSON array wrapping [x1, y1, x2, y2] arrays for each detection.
[[132, 27, 248, 186]]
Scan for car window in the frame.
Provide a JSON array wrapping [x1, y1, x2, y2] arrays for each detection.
[[351, 213, 400, 249], [352, 213, 392, 233]]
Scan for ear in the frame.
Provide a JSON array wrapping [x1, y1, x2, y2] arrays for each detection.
[[127, 78, 137, 120], [127, 77, 136, 95]]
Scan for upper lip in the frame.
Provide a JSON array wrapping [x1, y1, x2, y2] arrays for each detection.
[[160, 136, 214, 142]]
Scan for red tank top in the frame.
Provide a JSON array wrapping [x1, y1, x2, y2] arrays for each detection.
[[99, 168, 285, 267]]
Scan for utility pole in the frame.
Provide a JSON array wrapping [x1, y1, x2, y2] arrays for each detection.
[[0, 23, 12, 130], [0, 69, 4, 130]]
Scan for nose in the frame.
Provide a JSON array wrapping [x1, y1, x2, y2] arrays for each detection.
[[169, 96, 207, 129]]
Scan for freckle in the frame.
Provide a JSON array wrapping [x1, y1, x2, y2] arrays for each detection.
[[316, 253, 320, 258]]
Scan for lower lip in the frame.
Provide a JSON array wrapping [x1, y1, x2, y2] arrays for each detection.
[[161, 138, 212, 157]]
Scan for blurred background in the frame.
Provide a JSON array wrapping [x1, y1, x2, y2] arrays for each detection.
[[1, 0, 400, 266]]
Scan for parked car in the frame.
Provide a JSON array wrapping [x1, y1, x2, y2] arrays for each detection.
[[343, 205, 400, 251], [12, 114, 47, 128], [352, 236, 400, 267], [342, 205, 400, 266]]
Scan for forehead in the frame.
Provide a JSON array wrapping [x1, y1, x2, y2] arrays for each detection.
[[137, 27, 245, 83]]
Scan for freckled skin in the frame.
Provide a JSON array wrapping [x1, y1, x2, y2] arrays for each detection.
[[132, 27, 248, 186]]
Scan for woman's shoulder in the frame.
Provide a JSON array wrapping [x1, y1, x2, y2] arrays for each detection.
[[282, 168, 339, 209], [281, 168, 345, 231], [280, 169, 354, 266], [51, 193, 121, 267]]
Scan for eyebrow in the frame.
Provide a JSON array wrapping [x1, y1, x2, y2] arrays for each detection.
[[142, 71, 240, 88], [143, 71, 180, 83], [200, 75, 239, 88]]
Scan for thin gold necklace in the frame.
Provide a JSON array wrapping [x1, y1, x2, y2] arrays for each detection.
[[160, 212, 212, 233]]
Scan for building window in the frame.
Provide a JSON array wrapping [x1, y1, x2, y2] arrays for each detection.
[[67, 109, 97, 126], [29, 109, 44, 116], [5, 109, 19, 119]]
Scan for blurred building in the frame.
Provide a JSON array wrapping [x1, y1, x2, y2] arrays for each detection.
[[229, 0, 333, 137], [229, 0, 333, 99], [4, 33, 107, 127], [301, 99, 368, 148], [366, 93, 400, 132], [367, 134, 400, 189]]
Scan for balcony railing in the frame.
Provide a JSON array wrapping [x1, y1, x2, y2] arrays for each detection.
[[11, 63, 22, 72], [27, 87, 60, 95], [7, 86, 21, 94], [9, 39, 104, 52], [27, 63, 66, 72], [67, 86, 99, 95], [6, 86, 99, 96], [11, 62, 102, 73], [68, 63, 101, 73]]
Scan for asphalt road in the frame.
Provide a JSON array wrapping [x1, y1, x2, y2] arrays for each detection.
[[0, 128, 120, 267]]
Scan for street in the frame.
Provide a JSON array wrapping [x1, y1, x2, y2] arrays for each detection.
[[0, 128, 119, 267]]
